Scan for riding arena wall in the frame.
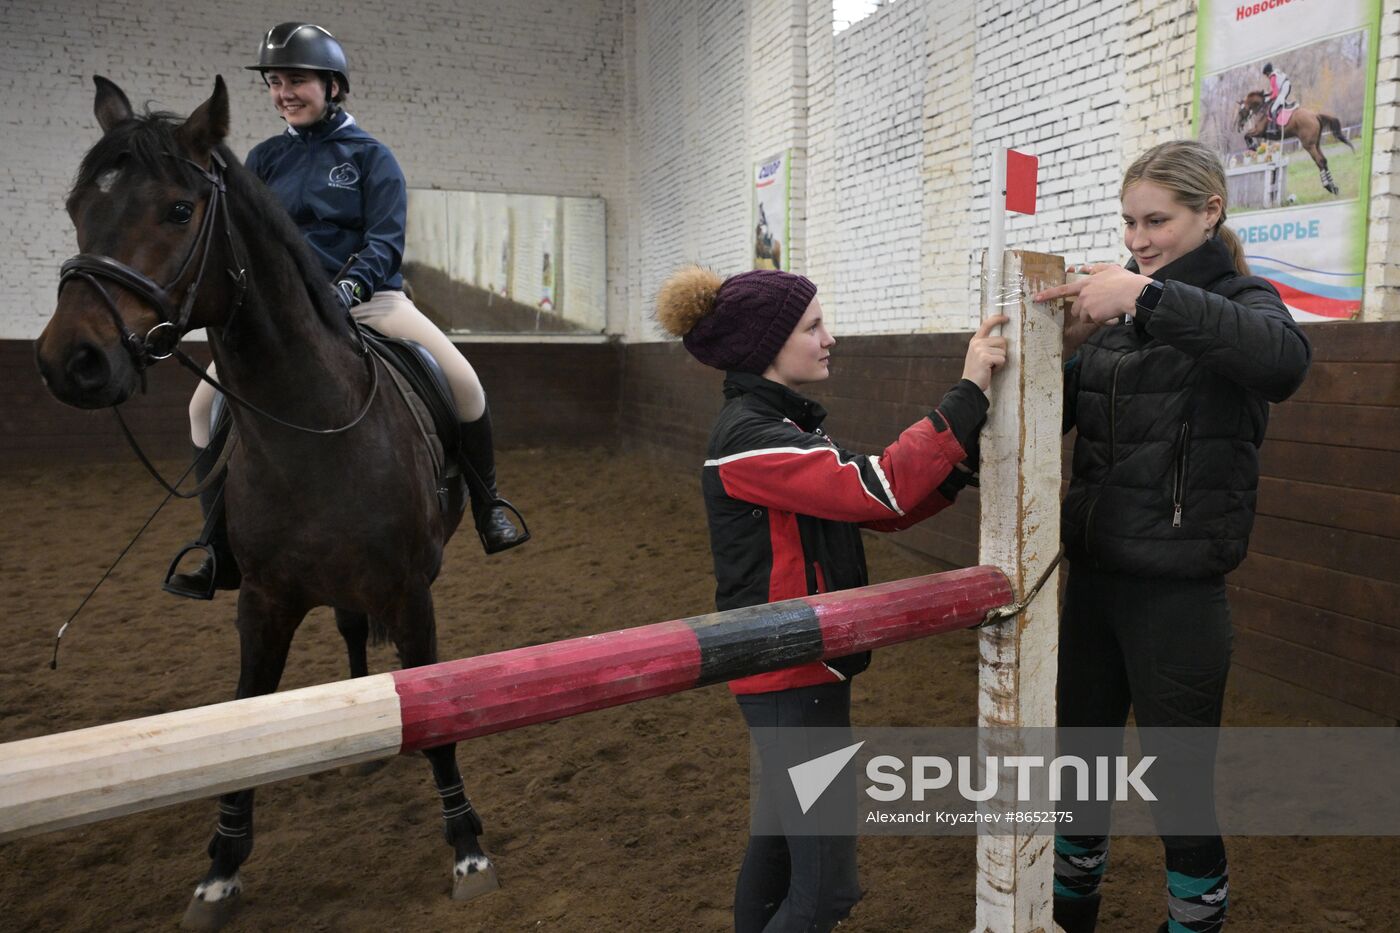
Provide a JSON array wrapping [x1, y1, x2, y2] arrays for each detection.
[[0, 0, 1396, 721]]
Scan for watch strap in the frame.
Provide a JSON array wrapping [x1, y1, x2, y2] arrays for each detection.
[[1136, 279, 1165, 313]]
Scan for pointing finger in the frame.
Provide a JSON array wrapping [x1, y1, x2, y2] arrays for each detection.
[[1033, 279, 1089, 302]]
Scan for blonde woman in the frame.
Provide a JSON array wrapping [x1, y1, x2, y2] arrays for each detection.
[[1035, 140, 1312, 933]]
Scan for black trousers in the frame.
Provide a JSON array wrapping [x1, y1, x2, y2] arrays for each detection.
[[1058, 564, 1232, 732], [1055, 564, 1232, 898], [734, 680, 862, 933]]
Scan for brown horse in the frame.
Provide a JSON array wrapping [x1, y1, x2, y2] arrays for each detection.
[[1235, 89, 1354, 195], [35, 76, 497, 930]]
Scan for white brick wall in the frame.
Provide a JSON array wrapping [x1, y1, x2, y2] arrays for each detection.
[[827, 0, 928, 335], [624, 0, 751, 340], [805, 0, 1398, 329], [0, 0, 626, 339], [804, 1, 839, 296], [748, 0, 809, 272], [4, 0, 1398, 344], [919, 1, 977, 332], [968, 0, 1128, 285]]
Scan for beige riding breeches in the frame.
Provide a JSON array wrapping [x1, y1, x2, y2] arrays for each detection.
[[189, 289, 486, 447]]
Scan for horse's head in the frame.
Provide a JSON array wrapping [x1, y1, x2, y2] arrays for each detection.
[[1235, 91, 1266, 133], [36, 76, 235, 408]]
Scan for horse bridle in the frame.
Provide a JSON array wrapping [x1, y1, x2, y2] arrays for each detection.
[[1237, 101, 1257, 128], [56, 148, 379, 446], [58, 149, 247, 372]]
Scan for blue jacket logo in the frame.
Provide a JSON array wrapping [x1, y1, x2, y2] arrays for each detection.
[[328, 162, 360, 189]]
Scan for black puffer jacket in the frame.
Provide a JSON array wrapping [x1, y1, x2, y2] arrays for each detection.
[[1062, 237, 1312, 579]]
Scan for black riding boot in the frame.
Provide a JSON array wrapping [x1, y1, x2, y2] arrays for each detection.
[[163, 443, 241, 599], [1053, 894, 1102, 933], [458, 408, 528, 555]]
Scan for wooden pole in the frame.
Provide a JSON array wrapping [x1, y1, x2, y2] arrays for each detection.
[[0, 566, 1012, 844], [975, 249, 1065, 932]]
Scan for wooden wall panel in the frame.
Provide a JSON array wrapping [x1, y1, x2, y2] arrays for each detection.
[[7, 319, 1396, 720], [1, 339, 622, 464]]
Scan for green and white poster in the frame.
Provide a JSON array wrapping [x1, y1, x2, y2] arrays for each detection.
[[1195, 0, 1382, 320], [753, 152, 791, 271]]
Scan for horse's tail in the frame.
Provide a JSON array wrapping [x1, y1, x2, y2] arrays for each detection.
[[1321, 113, 1355, 150]]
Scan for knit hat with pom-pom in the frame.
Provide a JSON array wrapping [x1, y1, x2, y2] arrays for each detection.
[[654, 266, 817, 374]]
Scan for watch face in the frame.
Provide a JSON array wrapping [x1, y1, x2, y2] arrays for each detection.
[[1138, 281, 1164, 310]]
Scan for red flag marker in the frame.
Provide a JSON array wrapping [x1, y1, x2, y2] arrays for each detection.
[[1005, 149, 1038, 215], [984, 147, 1039, 334]]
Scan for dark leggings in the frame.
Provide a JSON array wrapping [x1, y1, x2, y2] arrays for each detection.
[[734, 680, 862, 933], [1055, 564, 1232, 931]]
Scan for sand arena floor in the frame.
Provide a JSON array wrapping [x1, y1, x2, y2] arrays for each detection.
[[0, 448, 1394, 932]]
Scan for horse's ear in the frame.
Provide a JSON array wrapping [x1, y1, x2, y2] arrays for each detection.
[[177, 76, 230, 156], [93, 75, 133, 133]]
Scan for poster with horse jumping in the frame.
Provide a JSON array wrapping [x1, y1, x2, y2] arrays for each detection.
[[752, 151, 790, 271], [1194, 0, 1383, 321]]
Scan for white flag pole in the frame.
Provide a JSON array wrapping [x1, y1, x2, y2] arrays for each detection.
[[984, 147, 1008, 329]]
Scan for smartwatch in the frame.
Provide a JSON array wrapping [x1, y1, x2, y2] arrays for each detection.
[[1136, 279, 1165, 314]]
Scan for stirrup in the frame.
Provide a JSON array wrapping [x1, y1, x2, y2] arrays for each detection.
[[162, 541, 219, 600], [478, 497, 531, 553]]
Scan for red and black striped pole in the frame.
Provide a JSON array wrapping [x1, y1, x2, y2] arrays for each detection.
[[0, 566, 1010, 841]]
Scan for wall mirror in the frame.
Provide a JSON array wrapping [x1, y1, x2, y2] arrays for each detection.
[[404, 190, 607, 335]]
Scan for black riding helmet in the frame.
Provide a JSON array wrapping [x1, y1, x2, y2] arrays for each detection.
[[1262, 62, 1274, 76], [247, 23, 350, 102]]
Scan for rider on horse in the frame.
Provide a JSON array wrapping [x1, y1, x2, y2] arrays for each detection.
[[1262, 62, 1293, 136], [166, 23, 528, 599]]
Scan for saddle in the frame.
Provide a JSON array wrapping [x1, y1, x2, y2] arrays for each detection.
[[357, 324, 462, 471]]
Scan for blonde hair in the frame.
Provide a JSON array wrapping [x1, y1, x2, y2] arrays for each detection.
[[1121, 140, 1249, 276]]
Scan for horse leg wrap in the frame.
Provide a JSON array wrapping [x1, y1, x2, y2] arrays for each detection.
[[439, 781, 485, 838], [204, 802, 254, 867], [215, 802, 250, 839]]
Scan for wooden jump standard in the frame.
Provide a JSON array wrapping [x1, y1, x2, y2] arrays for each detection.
[[0, 565, 1011, 844]]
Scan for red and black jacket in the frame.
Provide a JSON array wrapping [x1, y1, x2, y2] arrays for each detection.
[[702, 372, 987, 695]]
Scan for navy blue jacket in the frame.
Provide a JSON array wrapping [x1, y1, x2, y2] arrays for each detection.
[[245, 111, 405, 296]]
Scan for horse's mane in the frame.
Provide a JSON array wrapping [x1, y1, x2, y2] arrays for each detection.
[[220, 147, 354, 339], [70, 109, 195, 199], [69, 110, 353, 340]]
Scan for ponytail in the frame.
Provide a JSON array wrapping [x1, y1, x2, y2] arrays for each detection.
[[1215, 223, 1250, 276]]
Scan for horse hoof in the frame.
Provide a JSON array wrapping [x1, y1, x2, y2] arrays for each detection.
[[452, 861, 500, 901], [180, 891, 242, 931], [340, 758, 390, 778]]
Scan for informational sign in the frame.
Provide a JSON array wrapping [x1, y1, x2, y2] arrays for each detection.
[[1195, 0, 1382, 320], [753, 151, 791, 271]]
